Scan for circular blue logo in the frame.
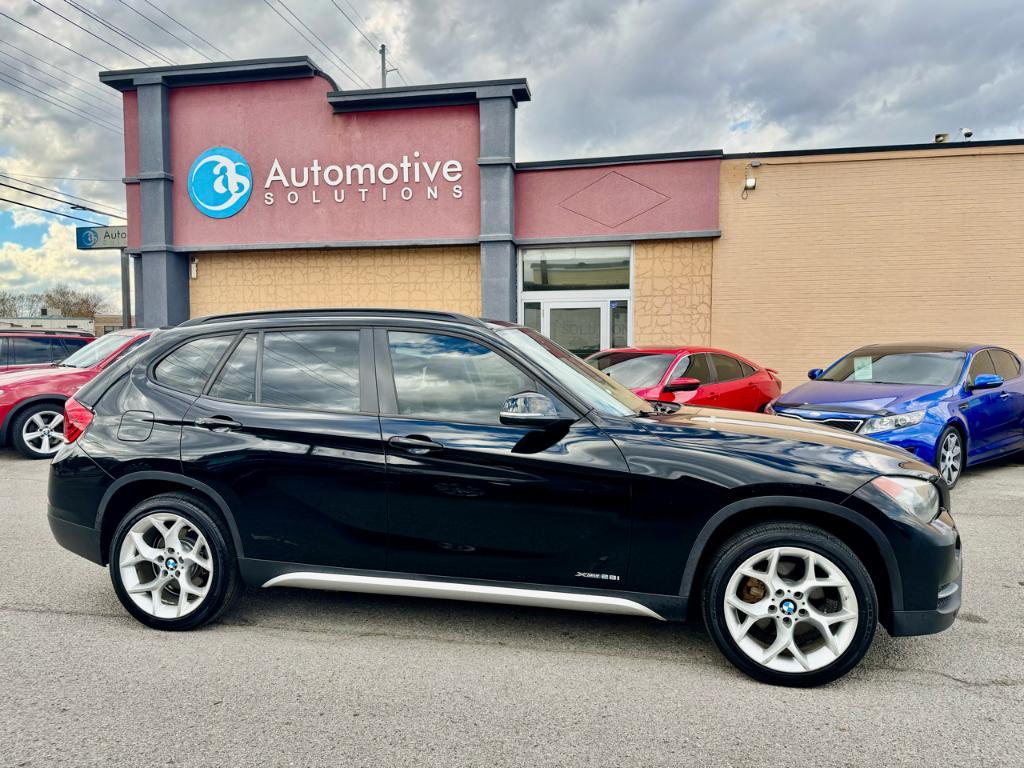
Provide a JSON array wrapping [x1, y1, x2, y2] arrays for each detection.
[[187, 146, 252, 219], [81, 230, 98, 247], [166, 558, 178, 570], [780, 599, 796, 615]]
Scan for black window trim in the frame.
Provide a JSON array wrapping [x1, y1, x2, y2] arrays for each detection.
[[374, 325, 563, 427]]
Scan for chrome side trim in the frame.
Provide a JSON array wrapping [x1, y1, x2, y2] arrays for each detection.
[[262, 572, 666, 621]]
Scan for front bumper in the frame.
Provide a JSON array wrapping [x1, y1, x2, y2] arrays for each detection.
[[48, 506, 103, 565]]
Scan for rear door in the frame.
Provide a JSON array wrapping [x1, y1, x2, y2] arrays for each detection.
[[987, 348, 1024, 450], [961, 350, 1014, 458], [708, 353, 760, 410], [180, 327, 388, 571]]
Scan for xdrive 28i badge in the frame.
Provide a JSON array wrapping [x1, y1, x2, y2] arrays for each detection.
[[187, 147, 252, 219]]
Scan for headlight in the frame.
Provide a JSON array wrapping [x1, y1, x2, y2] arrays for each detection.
[[860, 409, 926, 434], [870, 476, 940, 523]]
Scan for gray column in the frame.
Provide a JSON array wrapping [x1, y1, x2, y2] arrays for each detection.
[[131, 255, 143, 325], [478, 96, 517, 320], [136, 79, 188, 326]]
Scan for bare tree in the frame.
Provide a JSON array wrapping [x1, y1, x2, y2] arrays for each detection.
[[0, 291, 45, 317], [42, 283, 107, 317]]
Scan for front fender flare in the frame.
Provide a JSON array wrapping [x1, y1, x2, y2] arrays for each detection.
[[677, 495, 904, 612]]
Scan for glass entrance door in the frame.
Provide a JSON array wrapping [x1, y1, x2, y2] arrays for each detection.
[[545, 301, 605, 357]]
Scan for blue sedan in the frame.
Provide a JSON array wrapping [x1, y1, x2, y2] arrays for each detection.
[[770, 343, 1024, 487]]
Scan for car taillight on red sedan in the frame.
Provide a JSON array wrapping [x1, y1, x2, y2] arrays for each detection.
[[63, 397, 94, 443]]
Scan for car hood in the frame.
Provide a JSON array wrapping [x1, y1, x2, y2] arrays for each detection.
[[777, 380, 945, 413], [629, 406, 936, 492], [0, 365, 90, 388]]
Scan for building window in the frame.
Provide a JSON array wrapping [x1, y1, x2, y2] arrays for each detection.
[[519, 245, 632, 357]]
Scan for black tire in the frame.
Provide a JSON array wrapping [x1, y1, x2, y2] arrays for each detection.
[[935, 426, 964, 489], [109, 493, 242, 631], [702, 522, 877, 687], [10, 401, 65, 459]]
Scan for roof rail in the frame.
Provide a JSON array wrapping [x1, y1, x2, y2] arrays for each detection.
[[178, 308, 488, 328], [0, 328, 94, 337]]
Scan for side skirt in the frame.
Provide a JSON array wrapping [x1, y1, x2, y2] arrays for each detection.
[[240, 558, 688, 622]]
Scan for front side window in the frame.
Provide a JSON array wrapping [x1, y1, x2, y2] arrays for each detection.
[[154, 335, 233, 394], [11, 337, 52, 364], [967, 350, 997, 383], [60, 338, 90, 358], [388, 331, 533, 424], [988, 349, 1021, 381], [710, 353, 747, 382], [670, 353, 713, 384], [261, 330, 360, 412], [589, 351, 675, 389]]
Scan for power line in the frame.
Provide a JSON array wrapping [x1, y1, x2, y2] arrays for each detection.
[[0, 175, 127, 218], [141, 0, 232, 60], [0, 181, 126, 220], [274, 0, 371, 88], [0, 9, 108, 69], [63, 0, 176, 66], [327, 0, 409, 85], [0, 38, 116, 102], [328, 0, 379, 51], [261, 0, 367, 89], [0, 195, 107, 225], [0, 71, 122, 134], [0, 54, 122, 122], [113, 0, 211, 63], [30, 0, 150, 66]]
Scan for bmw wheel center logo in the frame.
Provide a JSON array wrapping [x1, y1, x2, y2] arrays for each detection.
[[187, 146, 253, 219], [780, 599, 797, 615]]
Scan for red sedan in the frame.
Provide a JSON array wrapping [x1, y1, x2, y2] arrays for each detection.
[[586, 346, 782, 412], [0, 329, 150, 458]]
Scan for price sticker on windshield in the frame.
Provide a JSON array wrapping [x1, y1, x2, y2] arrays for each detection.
[[853, 356, 874, 380]]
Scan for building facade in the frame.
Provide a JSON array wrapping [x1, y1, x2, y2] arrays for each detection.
[[103, 57, 1024, 387]]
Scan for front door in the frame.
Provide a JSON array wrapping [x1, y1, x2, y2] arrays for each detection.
[[376, 328, 632, 588]]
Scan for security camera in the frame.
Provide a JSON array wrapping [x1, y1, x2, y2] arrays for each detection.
[[934, 133, 949, 143], [960, 128, 973, 140]]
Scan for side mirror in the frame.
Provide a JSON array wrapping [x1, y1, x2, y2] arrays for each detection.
[[970, 373, 1003, 391], [500, 391, 564, 427], [808, 368, 824, 380], [663, 377, 701, 393]]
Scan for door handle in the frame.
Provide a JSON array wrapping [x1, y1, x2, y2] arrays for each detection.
[[193, 416, 242, 432], [999, 392, 1010, 400], [388, 435, 443, 454]]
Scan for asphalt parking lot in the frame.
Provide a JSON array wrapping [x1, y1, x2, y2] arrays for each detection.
[[1, 451, 1023, 768]]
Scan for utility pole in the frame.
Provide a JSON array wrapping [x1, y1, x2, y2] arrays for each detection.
[[380, 43, 387, 88]]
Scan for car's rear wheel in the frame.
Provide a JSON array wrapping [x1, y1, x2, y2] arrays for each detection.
[[703, 522, 877, 687], [11, 402, 65, 459], [109, 493, 241, 630], [936, 426, 963, 488]]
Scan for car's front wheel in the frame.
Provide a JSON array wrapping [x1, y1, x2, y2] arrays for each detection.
[[703, 522, 877, 687], [936, 426, 964, 489], [109, 493, 241, 630]]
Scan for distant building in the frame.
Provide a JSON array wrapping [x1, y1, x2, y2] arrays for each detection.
[[93, 314, 135, 335], [0, 317, 95, 334]]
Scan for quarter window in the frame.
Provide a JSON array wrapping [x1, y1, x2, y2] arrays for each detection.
[[154, 335, 233, 395], [710, 354, 746, 382], [208, 335, 258, 403], [388, 331, 533, 424], [261, 330, 360, 412]]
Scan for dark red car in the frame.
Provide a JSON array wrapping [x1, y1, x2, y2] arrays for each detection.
[[0, 329, 94, 372], [586, 346, 782, 411], [0, 329, 150, 458]]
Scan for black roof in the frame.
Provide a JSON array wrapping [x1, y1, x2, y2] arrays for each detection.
[[179, 308, 488, 328], [852, 342, 988, 354]]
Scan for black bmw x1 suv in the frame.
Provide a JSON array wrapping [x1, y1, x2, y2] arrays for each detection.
[[48, 309, 961, 686]]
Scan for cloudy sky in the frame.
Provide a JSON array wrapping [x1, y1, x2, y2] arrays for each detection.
[[1, 0, 1023, 312]]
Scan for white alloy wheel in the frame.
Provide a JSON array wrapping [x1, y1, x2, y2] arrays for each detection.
[[939, 430, 962, 486], [723, 546, 859, 674], [21, 409, 65, 456], [118, 513, 214, 619]]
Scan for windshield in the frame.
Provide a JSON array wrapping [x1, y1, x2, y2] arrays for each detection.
[[819, 350, 967, 386], [60, 333, 136, 369], [498, 328, 650, 417], [588, 352, 675, 389]]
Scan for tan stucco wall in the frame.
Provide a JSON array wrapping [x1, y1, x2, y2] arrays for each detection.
[[188, 245, 481, 318], [712, 146, 1024, 388], [632, 238, 713, 346]]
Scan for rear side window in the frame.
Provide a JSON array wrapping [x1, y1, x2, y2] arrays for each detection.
[[671, 353, 713, 384], [388, 331, 533, 424], [10, 337, 53, 364], [710, 353, 747, 382], [154, 335, 233, 394], [208, 334, 259, 403], [988, 349, 1021, 381], [261, 330, 360, 412]]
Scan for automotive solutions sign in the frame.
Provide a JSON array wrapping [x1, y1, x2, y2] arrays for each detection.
[[187, 147, 465, 220]]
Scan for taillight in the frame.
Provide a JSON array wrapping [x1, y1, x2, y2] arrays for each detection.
[[63, 397, 94, 444]]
